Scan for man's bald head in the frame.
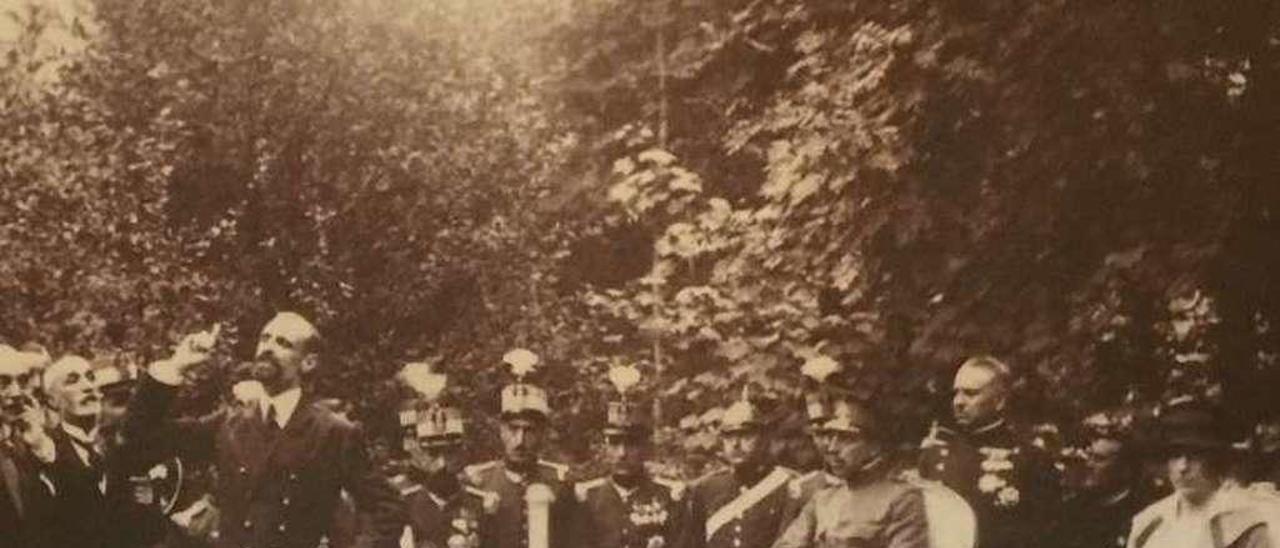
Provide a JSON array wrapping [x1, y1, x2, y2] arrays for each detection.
[[952, 355, 1012, 428], [252, 311, 322, 395]]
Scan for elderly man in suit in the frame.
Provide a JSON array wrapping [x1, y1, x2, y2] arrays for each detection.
[[39, 354, 120, 547], [0, 346, 57, 548], [123, 312, 406, 548]]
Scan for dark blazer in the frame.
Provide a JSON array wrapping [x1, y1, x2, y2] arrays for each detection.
[[43, 426, 114, 548], [572, 475, 686, 548], [0, 442, 57, 548], [123, 376, 406, 548]]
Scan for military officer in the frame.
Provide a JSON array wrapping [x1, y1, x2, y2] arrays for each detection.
[[393, 361, 497, 548], [772, 393, 930, 548], [123, 314, 407, 548], [573, 363, 686, 548], [681, 386, 799, 548], [95, 360, 186, 548], [918, 356, 1060, 548], [462, 348, 572, 548], [789, 355, 845, 506]]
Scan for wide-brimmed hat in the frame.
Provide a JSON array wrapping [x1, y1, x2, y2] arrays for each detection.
[[1157, 399, 1232, 454]]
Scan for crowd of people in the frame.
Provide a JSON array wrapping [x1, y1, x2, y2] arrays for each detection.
[[1, 310, 1279, 548]]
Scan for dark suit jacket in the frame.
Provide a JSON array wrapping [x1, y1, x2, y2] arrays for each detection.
[[123, 376, 406, 548], [0, 442, 57, 548], [42, 426, 115, 548]]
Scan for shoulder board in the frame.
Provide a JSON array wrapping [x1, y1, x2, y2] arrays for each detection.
[[464, 485, 500, 514], [539, 460, 569, 481], [575, 477, 609, 502], [464, 461, 500, 484], [694, 467, 730, 486], [775, 465, 798, 478], [652, 477, 686, 502]]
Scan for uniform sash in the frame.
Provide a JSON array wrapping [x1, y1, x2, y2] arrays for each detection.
[[705, 468, 790, 540]]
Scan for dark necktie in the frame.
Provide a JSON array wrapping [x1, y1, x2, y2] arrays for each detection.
[[265, 404, 281, 432]]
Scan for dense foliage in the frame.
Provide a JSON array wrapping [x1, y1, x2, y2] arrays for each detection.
[[3, 0, 1279, 470]]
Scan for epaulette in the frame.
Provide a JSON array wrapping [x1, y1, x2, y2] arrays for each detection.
[[539, 460, 569, 482], [775, 465, 798, 478], [693, 467, 729, 487], [389, 474, 422, 497], [464, 461, 500, 485], [652, 476, 686, 502], [574, 477, 609, 502], [464, 485, 501, 514]]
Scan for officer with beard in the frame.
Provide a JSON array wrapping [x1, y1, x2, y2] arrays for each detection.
[[572, 363, 686, 548], [394, 361, 497, 548], [681, 385, 799, 548], [123, 313, 406, 548]]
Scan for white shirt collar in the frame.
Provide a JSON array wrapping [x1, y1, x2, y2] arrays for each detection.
[[61, 422, 98, 446], [260, 387, 303, 429]]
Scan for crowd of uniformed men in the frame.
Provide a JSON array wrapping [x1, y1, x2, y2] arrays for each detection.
[[1, 311, 1279, 548]]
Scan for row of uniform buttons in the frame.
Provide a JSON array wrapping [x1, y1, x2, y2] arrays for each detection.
[[236, 466, 300, 541]]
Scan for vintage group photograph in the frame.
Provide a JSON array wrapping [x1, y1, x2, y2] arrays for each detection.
[[2, 1, 1279, 547]]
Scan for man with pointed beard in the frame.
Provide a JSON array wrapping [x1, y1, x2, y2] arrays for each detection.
[[681, 387, 799, 548], [122, 312, 406, 548]]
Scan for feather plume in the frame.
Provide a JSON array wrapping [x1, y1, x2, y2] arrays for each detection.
[[400, 361, 447, 402], [503, 348, 540, 378], [608, 364, 642, 394], [800, 355, 840, 382]]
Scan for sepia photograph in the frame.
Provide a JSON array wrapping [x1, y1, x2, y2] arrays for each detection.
[[1, 1, 1279, 547]]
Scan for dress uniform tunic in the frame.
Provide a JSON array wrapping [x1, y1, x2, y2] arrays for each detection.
[[682, 465, 799, 548], [787, 470, 841, 515], [772, 461, 928, 548], [122, 376, 406, 548], [395, 474, 496, 548], [918, 420, 1059, 548], [463, 459, 572, 548], [572, 475, 686, 548]]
